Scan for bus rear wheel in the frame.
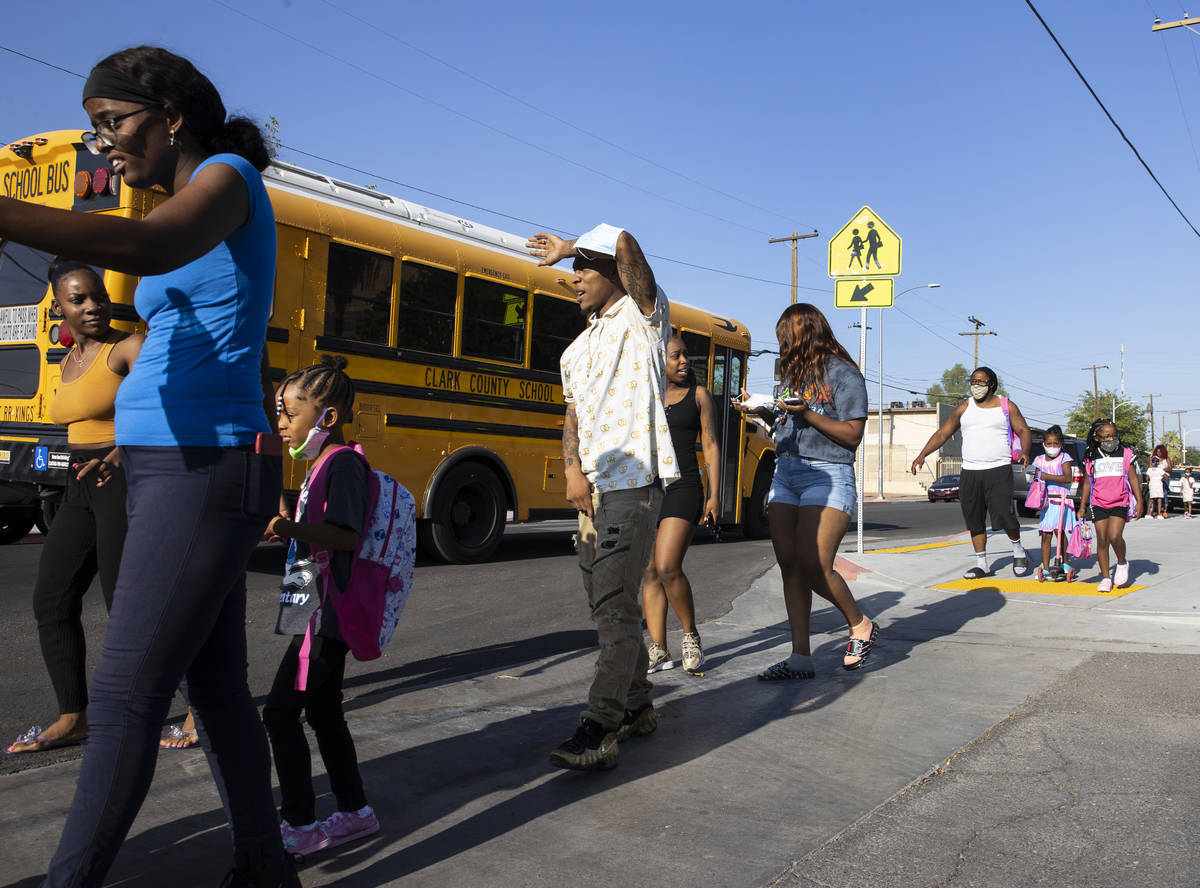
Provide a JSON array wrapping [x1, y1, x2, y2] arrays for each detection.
[[742, 461, 773, 540], [419, 462, 507, 563]]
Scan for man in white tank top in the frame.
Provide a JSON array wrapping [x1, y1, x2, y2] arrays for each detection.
[[911, 367, 1032, 578]]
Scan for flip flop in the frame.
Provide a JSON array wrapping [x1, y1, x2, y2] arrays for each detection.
[[159, 724, 199, 749], [757, 660, 815, 681], [5, 725, 87, 755]]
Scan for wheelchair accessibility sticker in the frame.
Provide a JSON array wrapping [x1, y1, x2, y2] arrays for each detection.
[[34, 446, 48, 471]]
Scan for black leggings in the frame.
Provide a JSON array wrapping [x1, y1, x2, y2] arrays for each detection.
[[33, 447, 127, 716], [263, 635, 368, 827]]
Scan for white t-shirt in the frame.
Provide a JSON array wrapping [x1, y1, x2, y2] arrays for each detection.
[[560, 289, 679, 493], [1147, 465, 1165, 498]]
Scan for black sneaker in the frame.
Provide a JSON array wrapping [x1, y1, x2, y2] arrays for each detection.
[[549, 718, 618, 771], [219, 853, 302, 887], [617, 703, 657, 741]]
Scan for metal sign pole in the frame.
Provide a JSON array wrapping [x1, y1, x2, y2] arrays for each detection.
[[858, 305, 866, 554]]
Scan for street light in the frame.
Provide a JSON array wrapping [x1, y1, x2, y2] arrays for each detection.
[[876, 283, 941, 501]]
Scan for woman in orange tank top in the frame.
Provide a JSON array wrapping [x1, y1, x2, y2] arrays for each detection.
[[6, 261, 142, 754]]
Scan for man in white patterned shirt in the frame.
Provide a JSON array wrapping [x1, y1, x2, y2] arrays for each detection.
[[527, 223, 678, 771]]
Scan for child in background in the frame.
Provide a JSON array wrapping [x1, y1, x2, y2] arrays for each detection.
[[263, 355, 380, 858], [1183, 469, 1194, 518], [1146, 458, 1166, 519], [1078, 419, 1144, 593], [1032, 426, 1077, 582]]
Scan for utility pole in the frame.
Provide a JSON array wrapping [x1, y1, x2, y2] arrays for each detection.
[[1145, 393, 1161, 449], [767, 230, 819, 304], [1081, 364, 1109, 419], [1120, 344, 1125, 396], [1151, 15, 1200, 32], [958, 316, 996, 368]]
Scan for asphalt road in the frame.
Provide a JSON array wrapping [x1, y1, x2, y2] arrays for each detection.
[[0, 499, 972, 774]]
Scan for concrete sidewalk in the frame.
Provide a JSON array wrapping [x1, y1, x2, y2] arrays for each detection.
[[3, 516, 1198, 887]]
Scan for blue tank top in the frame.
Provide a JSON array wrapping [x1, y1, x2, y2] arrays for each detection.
[[115, 154, 275, 446]]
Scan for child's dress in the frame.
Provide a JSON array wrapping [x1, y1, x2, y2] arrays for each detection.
[[1034, 452, 1078, 539]]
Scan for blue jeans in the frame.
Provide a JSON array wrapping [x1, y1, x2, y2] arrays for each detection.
[[43, 446, 282, 887], [767, 453, 857, 515]]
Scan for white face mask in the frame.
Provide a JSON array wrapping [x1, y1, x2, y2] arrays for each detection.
[[1043, 446, 1061, 458], [970, 383, 989, 401], [288, 408, 333, 461]]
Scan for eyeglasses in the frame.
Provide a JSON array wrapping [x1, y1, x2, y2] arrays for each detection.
[[81, 106, 159, 155]]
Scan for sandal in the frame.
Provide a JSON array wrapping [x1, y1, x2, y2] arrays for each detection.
[[159, 723, 199, 750], [843, 621, 879, 671], [6, 724, 87, 755], [962, 566, 988, 579], [757, 660, 815, 681]]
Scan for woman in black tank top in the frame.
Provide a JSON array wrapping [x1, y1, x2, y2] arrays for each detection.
[[642, 337, 721, 674]]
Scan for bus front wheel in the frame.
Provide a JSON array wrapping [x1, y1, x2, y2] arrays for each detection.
[[742, 462, 773, 540], [419, 462, 507, 563]]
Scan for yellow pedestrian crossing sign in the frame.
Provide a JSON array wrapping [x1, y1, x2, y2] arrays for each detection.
[[828, 206, 901, 278], [834, 277, 895, 308]]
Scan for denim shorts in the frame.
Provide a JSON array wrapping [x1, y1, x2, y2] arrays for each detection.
[[767, 453, 857, 515]]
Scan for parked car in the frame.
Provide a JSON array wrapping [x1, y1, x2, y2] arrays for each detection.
[[1013, 437, 1087, 517], [928, 474, 960, 502]]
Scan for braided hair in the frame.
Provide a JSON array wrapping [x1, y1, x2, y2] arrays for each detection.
[[278, 354, 355, 422], [1083, 418, 1122, 462]]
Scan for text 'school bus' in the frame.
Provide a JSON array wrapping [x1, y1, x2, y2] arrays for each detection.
[[0, 130, 775, 559]]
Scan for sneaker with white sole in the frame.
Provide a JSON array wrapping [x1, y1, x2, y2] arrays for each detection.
[[280, 820, 329, 859], [1112, 562, 1130, 587], [680, 632, 703, 672], [320, 807, 380, 850], [646, 641, 675, 674], [1097, 577, 1114, 593]]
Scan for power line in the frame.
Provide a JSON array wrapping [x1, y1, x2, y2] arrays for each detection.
[[317, 0, 809, 230], [208, 0, 778, 238], [1024, 0, 1200, 239]]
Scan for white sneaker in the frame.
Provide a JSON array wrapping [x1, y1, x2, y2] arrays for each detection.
[[1097, 577, 1114, 593], [680, 632, 703, 672], [646, 642, 675, 674], [1113, 563, 1130, 587]]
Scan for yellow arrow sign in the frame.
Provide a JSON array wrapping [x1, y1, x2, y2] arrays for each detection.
[[834, 277, 894, 308], [828, 206, 901, 278]]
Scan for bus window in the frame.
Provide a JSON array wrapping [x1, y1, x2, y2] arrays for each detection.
[[324, 242, 393, 346], [0, 346, 39, 398], [397, 261, 456, 354], [679, 331, 710, 387], [530, 293, 585, 373], [0, 241, 54, 307], [462, 277, 527, 364]]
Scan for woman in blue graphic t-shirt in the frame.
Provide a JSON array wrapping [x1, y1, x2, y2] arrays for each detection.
[[732, 303, 878, 682], [0, 47, 294, 887]]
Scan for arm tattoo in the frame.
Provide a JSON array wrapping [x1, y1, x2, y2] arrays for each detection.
[[563, 405, 581, 464], [615, 233, 657, 312]]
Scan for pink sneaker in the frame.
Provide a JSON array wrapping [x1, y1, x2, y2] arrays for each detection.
[[281, 820, 329, 858], [1113, 563, 1130, 587], [1097, 578, 1114, 593], [320, 807, 380, 849]]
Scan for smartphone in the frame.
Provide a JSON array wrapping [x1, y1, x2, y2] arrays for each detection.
[[782, 398, 804, 405], [255, 432, 282, 456]]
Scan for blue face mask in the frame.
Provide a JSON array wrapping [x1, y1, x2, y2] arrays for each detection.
[[289, 408, 333, 460]]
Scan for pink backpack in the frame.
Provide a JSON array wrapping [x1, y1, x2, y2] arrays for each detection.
[[296, 443, 416, 690], [999, 396, 1023, 462]]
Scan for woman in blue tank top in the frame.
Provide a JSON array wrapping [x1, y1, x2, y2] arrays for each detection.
[[0, 47, 293, 887]]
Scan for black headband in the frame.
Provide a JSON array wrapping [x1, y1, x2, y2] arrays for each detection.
[[82, 65, 160, 106]]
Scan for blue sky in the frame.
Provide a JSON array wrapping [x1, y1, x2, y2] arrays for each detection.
[[3, 0, 1198, 443]]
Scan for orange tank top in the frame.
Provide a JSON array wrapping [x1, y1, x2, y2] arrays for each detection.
[[49, 340, 124, 447]]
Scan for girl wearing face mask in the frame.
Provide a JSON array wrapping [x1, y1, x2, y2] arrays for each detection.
[[911, 366, 1031, 579], [1079, 420, 1144, 592], [1031, 426, 1077, 582]]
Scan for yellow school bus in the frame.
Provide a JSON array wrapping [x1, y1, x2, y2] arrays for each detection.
[[0, 130, 775, 558]]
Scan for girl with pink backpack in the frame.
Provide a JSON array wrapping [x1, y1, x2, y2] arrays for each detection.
[[1029, 426, 1078, 582], [1078, 419, 1145, 593]]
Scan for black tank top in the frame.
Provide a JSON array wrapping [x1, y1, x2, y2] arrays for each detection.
[[666, 385, 701, 481]]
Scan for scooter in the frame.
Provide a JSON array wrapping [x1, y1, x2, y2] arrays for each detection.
[[1035, 493, 1077, 583]]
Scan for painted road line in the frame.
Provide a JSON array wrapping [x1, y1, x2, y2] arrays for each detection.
[[932, 578, 1144, 598], [865, 540, 971, 554]]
